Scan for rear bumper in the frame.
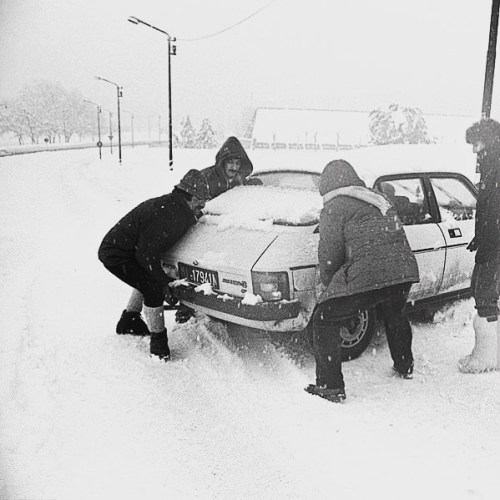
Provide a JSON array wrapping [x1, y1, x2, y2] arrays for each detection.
[[172, 284, 306, 331]]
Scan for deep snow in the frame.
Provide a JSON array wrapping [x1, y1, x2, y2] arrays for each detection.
[[1, 146, 499, 500]]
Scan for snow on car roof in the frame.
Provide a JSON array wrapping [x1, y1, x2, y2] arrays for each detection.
[[251, 143, 478, 187], [200, 144, 477, 230], [203, 185, 322, 228]]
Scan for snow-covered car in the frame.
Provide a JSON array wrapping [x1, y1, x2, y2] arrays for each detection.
[[162, 145, 478, 360]]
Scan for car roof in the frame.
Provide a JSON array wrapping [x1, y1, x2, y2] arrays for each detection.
[[251, 143, 478, 187]]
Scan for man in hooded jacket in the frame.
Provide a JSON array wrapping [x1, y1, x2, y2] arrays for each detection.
[[200, 136, 253, 199], [306, 160, 420, 403], [98, 169, 210, 361], [459, 118, 500, 373], [175, 136, 254, 324]]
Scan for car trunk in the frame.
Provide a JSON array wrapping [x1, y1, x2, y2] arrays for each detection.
[[162, 222, 279, 297]]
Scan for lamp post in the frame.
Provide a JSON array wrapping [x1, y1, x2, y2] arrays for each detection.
[[96, 76, 123, 163], [83, 99, 103, 159], [128, 16, 176, 170]]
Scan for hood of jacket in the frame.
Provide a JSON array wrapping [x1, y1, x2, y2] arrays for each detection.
[[214, 136, 253, 179], [319, 159, 365, 196]]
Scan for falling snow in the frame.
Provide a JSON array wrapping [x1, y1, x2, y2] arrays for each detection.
[[0, 146, 499, 500]]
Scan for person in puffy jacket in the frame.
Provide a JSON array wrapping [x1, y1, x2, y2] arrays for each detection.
[[200, 136, 253, 199], [98, 170, 210, 361], [175, 136, 254, 324], [305, 160, 420, 403], [459, 118, 500, 373]]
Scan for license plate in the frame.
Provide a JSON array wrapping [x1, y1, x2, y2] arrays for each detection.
[[178, 263, 220, 290]]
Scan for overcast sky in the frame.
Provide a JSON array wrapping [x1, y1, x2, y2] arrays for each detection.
[[0, 0, 497, 134]]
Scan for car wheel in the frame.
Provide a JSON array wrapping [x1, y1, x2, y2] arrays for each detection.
[[340, 308, 376, 361]]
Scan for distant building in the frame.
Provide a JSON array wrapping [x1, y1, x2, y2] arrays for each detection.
[[248, 107, 475, 150]]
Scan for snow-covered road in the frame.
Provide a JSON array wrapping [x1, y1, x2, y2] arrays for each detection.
[[1, 147, 499, 500]]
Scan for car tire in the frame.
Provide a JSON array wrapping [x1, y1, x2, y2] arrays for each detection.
[[339, 308, 376, 361], [304, 308, 376, 361]]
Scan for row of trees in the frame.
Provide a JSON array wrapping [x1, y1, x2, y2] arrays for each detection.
[[0, 81, 93, 145], [0, 80, 220, 148], [1, 81, 430, 148], [178, 115, 218, 149]]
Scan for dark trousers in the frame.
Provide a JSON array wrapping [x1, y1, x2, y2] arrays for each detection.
[[104, 261, 164, 308], [471, 257, 500, 319], [312, 283, 413, 390]]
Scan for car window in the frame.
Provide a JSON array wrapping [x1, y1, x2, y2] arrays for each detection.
[[251, 171, 320, 191], [429, 177, 476, 222], [377, 178, 430, 225]]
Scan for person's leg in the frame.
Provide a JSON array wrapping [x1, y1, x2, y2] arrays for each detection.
[[114, 288, 149, 335], [311, 301, 345, 391], [307, 291, 383, 401], [126, 288, 144, 313], [379, 284, 414, 376], [459, 261, 499, 373], [105, 262, 170, 359]]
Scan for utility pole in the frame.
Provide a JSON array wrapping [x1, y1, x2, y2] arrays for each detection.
[[482, 0, 500, 118], [83, 99, 102, 159], [96, 76, 123, 163]]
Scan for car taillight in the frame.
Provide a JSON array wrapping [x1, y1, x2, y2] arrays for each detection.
[[251, 271, 290, 301]]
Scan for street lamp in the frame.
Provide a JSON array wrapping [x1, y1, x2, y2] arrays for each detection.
[[95, 76, 123, 163], [128, 16, 176, 170], [124, 110, 135, 148], [83, 99, 103, 159]]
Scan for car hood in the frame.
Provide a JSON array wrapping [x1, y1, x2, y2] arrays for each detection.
[[163, 221, 279, 272]]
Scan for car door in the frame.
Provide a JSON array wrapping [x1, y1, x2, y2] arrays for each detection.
[[427, 174, 477, 295], [375, 176, 447, 301]]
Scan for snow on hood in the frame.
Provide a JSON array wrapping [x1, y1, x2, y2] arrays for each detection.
[[202, 185, 322, 229]]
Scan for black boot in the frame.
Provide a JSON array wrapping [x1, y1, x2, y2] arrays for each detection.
[[304, 384, 346, 403], [150, 329, 170, 361], [116, 310, 150, 336], [175, 304, 195, 324]]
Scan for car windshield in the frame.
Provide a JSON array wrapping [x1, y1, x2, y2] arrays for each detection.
[[203, 183, 322, 228], [251, 171, 320, 191]]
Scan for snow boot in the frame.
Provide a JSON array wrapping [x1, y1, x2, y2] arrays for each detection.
[[304, 384, 346, 403], [393, 361, 414, 379], [116, 310, 149, 336], [175, 304, 195, 324], [458, 314, 497, 373], [150, 329, 170, 361]]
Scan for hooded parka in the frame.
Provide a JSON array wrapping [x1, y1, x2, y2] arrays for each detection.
[[98, 190, 197, 286], [318, 160, 419, 304], [201, 136, 253, 199]]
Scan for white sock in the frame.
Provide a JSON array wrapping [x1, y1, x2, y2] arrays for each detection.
[[143, 305, 165, 333]]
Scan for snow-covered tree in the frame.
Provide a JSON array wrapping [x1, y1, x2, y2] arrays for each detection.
[[1, 81, 91, 144], [180, 115, 196, 148], [369, 104, 430, 145], [195, 118, 217, 149]]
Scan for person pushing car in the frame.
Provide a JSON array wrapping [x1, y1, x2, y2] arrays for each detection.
[[175, 136, 254, 324], [306, 159, 420, 403], [98, 169, 210, 361]]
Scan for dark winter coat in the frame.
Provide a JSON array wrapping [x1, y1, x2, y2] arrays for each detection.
[[474, 144, 500, 264], [98, 190, 196, 286], [200, 136, 253, 199], [317, 160, 419, 304]]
